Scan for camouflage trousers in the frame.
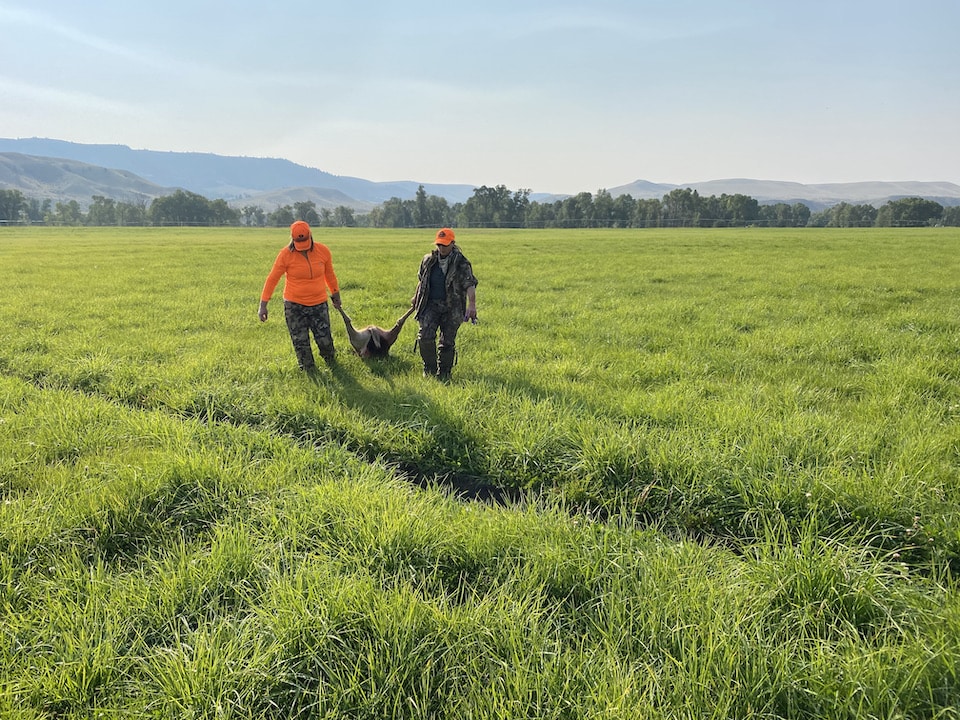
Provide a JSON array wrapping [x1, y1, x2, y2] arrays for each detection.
[[416, 300, 462, 378], [283, 300, 335, 369]]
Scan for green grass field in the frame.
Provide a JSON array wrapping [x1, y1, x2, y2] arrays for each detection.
[[1, 226, 958, 718]]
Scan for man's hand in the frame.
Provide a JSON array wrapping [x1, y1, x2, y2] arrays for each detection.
[[464, 302, 478, 324], [258, 301, 268, 322]]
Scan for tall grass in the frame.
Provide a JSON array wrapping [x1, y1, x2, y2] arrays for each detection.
[[1, 226, 958, 717]]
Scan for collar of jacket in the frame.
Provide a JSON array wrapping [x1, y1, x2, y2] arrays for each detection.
[[431, 245, 460, 261]]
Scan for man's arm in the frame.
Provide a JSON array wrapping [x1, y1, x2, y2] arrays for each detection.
[[464, 284, 477, 322]]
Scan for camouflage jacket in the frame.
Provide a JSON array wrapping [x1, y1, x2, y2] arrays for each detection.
[[412, 246, 478, 321]]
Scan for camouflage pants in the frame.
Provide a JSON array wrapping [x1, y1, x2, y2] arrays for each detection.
[[284, 300, 335, 369], [417, 300, 462, 378]]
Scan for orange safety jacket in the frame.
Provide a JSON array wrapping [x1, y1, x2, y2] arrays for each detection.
[[261, 242, 340, 306]]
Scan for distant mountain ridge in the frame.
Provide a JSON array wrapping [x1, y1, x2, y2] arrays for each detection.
[[0, 138, 477, 208], [2, 137, 959, 211]]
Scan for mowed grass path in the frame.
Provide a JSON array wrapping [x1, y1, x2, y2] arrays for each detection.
[[1, 226, 958, 717]]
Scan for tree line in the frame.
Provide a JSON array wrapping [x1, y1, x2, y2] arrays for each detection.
[[2, 185, 958, 229]]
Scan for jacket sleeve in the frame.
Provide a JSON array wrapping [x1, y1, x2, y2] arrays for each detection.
[[322, 246, 340, 294], [260, 251, 287, 302], [457, 256, 478, 291], [412, 254, 432, 318]]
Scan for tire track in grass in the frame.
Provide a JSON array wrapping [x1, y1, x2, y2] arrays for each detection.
[[9, 368, 958, 574]]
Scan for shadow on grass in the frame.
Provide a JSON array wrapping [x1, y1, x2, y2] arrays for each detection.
[[305, 358, 525, 509]]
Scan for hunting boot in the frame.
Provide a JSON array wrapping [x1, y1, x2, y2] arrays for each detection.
[[419, 337, 438, 378], [438, 346, 456, 383]]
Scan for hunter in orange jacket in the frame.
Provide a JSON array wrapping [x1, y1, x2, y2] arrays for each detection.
[[259, 221, 343, 370]]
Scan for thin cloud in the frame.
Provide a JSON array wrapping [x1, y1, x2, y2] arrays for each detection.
[[0, 5, 154, 67], [0, 74, 144, 116], [0, 4, 276, 90]]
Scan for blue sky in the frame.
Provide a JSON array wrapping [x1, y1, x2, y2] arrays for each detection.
[[2, 0, 958, 194]]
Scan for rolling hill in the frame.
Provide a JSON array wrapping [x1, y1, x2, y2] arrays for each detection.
[[0, 152, 173, 206], [2, 137, 959, 212], [0, 138, 476, 209]]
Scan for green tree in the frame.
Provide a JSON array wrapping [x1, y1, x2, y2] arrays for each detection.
[[593, 189, 614, 226], [698, 194, 722, 227], [116, 200, 147, 226], [556, 192, 594, 228], [413, 185, 429, 227], [942, 206, 960, 226], [241, 205, 266, 227], [759, 202, 811, 227], [0, 189, 27, 222], [461, 185, 510, 227], [525, 200, 557, 228], [808, 208, 830, 227], [828, 202, 877, 228], [86, 195, 117, 226], [458, 185, 529, 228], [611, 194, 636, 228], [52, 200, 84, 225], [634, 198, 662, 228], [332, 206, 356, 227], [375, 197, 415, 228], [793, 202, 812, 227], [876, 197, 943, 227], [424, 194, 453, 227], [209, 199, 240, 226], [511, 188, 531, 227], [267, 205, 295, 227], [719, 193, 760, 226], [759, 203, 791, 227], [149, 189, 215, 225], [293, 201, 321, 226], [26, 197, 52, 223], [661, 188, 700, 227]]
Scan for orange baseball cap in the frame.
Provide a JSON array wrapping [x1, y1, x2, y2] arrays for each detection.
[[435, 228, 455, 246], [291, 220, 312, 249], [291, 220, 312, 241]]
